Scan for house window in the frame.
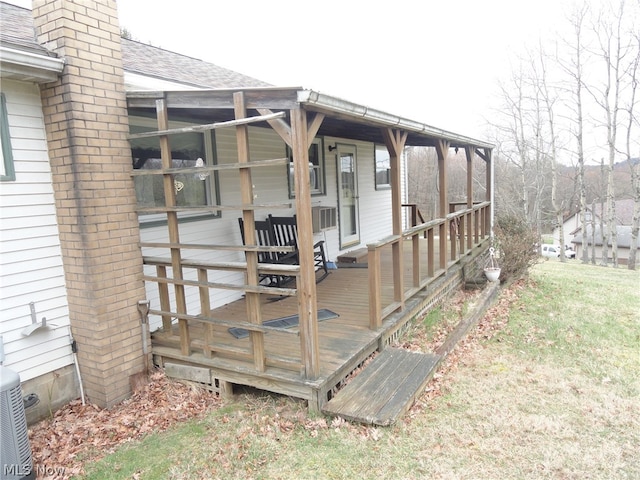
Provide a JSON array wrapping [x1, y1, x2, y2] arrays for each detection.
[[374, 144, 391, 190], [287, 137, 325, 198], [129, 116, 220, 225], [0, 93, 16, 182]]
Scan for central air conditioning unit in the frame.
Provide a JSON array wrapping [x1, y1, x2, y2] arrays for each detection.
[[311, 206, 337, 233], [1, 365, 35, 480]]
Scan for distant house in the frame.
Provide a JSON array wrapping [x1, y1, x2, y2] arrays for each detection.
[[558, 198, 638, 265], [1, 0, 494, 420], [572, 226, 639, 265]]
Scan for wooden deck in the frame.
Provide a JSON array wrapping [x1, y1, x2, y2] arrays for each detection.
[[151, 237, 488, 411]]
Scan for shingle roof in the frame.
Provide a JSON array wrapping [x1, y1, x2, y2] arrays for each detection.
[[0, 1, 270, 88], [0, 2, 54, 56], [591, 198, 636, 226], [572, 225, 638, 249], [121, 39, 270, 88]]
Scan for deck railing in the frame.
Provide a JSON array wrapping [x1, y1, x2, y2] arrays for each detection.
[[142, 255, 304, 372], [368, 201, 491, 328]]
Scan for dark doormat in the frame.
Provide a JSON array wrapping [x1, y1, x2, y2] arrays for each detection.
[[229, 309, 339, 339]]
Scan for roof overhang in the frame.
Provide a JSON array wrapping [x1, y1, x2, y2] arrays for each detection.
[[126, 87, 494, 151], [0, 45, 65, 83], [297, 90, 493, 150]]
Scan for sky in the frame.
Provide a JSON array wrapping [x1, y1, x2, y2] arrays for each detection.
[[112, 0, 571, 140], [4, 0, 588, 141]]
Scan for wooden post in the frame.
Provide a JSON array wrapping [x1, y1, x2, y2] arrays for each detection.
[[459, 214, 466, 254], [427, 227, 435, 277], [465, 146, 474, 251], [368, 246, 382, 329], [435, 140, 450, 271], [485, 149, 493, 236], [290, 108, 320, 379], [234, 92, 265, 372], [198, 268, 213, 358], [381, 128, 408, 310], [412, 231, 420, 288], [156, 265, 172, 332], [157, 98, 190, 355]]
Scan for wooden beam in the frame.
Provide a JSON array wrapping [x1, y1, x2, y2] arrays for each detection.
[[156, 97, 190, 356], [475, 147, 489, 162], [257, 108, 292, 147], [130, 157, 289, 176], [256, 109, 325, 150], [290, 108, 320, 379], [135, 202, 292, 214], [127, 111, 286, 140], [306, 113, 325, 148], [235, 91, 265, 373]]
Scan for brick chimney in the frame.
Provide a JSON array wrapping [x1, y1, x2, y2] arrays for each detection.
[[32, 0, 146, 407]]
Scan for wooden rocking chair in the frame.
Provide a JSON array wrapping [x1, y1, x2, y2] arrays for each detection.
[[268, 214, 330, 283], [238, 218, 295, 287]]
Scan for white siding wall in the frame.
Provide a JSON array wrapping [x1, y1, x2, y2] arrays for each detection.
[[0, 80, 73, 381], [140, 126, 395, 331]]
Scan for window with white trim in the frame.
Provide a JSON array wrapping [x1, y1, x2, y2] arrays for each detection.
[[287, 137, 325, 197], [374, 144, 391, 190]]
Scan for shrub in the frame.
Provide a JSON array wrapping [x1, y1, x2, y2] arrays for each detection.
[[493, 215, 539, 282]]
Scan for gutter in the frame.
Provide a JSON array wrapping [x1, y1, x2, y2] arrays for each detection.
[[0, 45, 65, 83], [297, 89, 494, 149]]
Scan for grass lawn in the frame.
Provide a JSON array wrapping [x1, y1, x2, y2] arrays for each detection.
[[81, 261, 639, 480]]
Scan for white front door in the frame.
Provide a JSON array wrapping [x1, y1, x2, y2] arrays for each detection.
[[336, 144, 360, 248]]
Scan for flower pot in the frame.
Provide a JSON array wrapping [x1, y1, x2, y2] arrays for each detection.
[[484, 267, 501, 282]]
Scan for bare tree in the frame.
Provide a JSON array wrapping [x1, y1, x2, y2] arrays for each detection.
[[492, 65, 554, 233], [584, 0, 637, 266], [535, 45, 568, 260], [561, 3, 590, 263], [624, 32, 639, 269]]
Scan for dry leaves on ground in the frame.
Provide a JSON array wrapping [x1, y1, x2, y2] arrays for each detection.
[[28, 370, 220, 479]]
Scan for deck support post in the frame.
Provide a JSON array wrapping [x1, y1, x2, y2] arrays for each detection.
[[436, 140, 450, 271], [485, 149, 493, 236], [157, 98, 190, 355], [476, 147, 493, 237], [465, 146, 475, 251], [291, 108, 320, 379], [381, 128, 408, 312], [235, 92, 265, 372]]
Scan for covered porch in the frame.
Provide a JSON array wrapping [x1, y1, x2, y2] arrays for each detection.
[[126, 87, 493, 411]]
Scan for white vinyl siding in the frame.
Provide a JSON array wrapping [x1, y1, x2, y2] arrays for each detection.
[[0, 80, 73, 381]]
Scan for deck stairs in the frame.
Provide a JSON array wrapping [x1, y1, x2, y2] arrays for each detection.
[[322, 347, 441, 426]]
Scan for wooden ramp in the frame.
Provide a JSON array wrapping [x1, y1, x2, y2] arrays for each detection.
[[322, 347, 441, 426]]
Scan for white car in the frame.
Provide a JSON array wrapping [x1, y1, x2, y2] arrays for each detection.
[[541, 244, 576, 259]]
